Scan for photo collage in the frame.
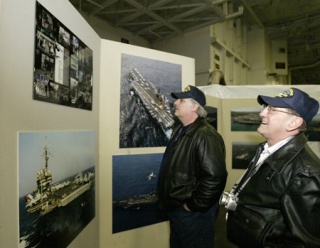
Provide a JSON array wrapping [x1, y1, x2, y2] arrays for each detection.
[[33, 2, 93, 110]]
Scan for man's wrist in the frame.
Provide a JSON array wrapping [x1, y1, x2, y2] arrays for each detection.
[[183, 203, 191, 211]]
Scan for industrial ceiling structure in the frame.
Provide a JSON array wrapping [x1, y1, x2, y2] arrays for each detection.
[[69, 0, 320, 85]]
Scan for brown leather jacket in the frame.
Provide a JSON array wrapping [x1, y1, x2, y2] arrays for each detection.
[[227, 132, 320, 247]]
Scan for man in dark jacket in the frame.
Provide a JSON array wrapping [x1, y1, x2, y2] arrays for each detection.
[[158, 85, 228, 248], [223, 88, 320, 247]]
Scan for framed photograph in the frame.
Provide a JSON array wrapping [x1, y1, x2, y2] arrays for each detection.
[[231, 107, 260, 131], [119, 53, 182, 148], [19, 131, 96, 247], [33, 1, 93, 110], [306, 113, 320, 141], [232, 142, 260, 169], [112, 153, 167, 233]]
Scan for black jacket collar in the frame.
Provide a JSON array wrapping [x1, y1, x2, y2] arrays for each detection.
[[263, 132, 308, 173]]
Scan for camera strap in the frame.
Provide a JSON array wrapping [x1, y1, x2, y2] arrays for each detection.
[[232, 136, 294, 197], [232, 148, 270, 197]]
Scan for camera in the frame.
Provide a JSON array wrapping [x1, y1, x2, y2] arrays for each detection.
[[219, 191, 238, 211]]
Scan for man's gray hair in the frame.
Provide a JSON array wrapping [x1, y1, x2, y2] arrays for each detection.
[[189, 98, 207, 118]]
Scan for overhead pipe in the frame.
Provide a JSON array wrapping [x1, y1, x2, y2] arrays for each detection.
[[226, 6, 244, 19]]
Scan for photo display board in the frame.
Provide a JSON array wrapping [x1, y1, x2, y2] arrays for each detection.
[[33, 1, 93, 110]]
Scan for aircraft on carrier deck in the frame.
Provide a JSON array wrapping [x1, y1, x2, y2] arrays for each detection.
[[127, 68, 174, 139]]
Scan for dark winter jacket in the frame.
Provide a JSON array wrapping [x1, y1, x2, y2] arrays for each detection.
[[157, 117, 227, 212], [227, 132, 320, 248]]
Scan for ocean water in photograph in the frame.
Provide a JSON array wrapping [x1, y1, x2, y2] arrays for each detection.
[[113, 154, 167, 233], [19, 168, 95, 248], [119, 54, 182, 148]]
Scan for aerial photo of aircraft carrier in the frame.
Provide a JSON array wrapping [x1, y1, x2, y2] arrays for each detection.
[[127, 68, 174, 138], [24, 144, 94, 215]]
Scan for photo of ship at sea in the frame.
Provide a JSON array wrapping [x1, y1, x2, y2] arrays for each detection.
[[231, 108, 261, 132], [232, 142, 260, 169], [305, 113, 320, 141], [112, 153, 167, 233], [19, 131, 95, 248], [231, 108, 320, 139], [120, 53, 182, 148], [205, 106, 218, 130]]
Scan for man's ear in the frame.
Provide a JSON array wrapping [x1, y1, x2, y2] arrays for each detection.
[[192, 103, 200, 112], [287, 116, 304, 131]]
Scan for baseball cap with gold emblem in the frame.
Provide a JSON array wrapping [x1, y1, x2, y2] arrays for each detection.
[[171, 85, 206, 107], [257, 88, 319, 123]]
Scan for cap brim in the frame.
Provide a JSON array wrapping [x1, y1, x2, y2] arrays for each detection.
[[257, 95, 292, 108], [171, 92, 191, 99]]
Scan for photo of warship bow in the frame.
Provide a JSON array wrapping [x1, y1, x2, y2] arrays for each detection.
[[127, 68, 174, 139], [24, 144, 94, 215]]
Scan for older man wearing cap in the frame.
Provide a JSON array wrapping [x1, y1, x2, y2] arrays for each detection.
[[157, 85, 227, 248], [223, 88, 320, 248]]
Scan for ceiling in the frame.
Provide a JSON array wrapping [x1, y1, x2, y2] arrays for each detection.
[[69, 0, 320, 85]]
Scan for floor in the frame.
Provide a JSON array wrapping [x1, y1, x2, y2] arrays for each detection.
[[214, 206, 238, 248]]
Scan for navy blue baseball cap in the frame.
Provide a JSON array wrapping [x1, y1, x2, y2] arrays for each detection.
[[257, 88, 319, 123], [171, 85, 206, 107]]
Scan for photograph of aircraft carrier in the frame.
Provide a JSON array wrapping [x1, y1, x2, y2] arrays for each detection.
[[19, 131, 95, 248], [231, 108, 320, 140], [232, 142, 261, 169], [120, 53, 182, 148], [128, 68, 175, 137], [112, 153, 167, 233], [24, 144, 94, 216], [305, 113, 320, 141], [231, 108, 261, 131]]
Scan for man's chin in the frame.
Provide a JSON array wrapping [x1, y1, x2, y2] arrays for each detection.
[[257, 124, 264, 134]]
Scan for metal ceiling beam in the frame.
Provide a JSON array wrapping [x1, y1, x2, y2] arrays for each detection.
[[239, 0, 264, 28], [85, 0, 103, 8], [121, 21, 158, 26], [99, 9, 135, 14], [115, 0, 174, 27], [116, 2, 214, 28], [171, 17, 218, 23], [225, 6, 243, 19], [88, 0, 118, 16], [204, 0, 244, 21], [168, 4, 209, 22], [149, 30, 164, 39], [149, 3, 207, 11], [137, 4, 212, 35], [123, 0, 182, 34], [148, 0, 174, 9], [204, 0, 226, 19], [115, 11, 145, 26]]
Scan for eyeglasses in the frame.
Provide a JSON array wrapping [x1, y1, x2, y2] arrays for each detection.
[[261, 104, 297, 115]]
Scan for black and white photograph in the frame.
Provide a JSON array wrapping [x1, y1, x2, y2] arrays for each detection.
[[33, 1, 93, 110], [58, 26, 70, 48], [19, 131, 96, 248], [119, 53, 182, 148]]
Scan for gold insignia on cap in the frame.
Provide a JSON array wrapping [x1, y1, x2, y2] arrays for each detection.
[[183, 86, 191, 93], [278, 88, 294, 98]]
